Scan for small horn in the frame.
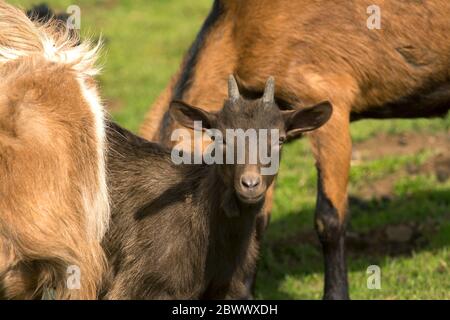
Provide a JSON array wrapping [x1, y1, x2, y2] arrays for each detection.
[[228, 74, 240, 101], [262, 76, 275, 103]]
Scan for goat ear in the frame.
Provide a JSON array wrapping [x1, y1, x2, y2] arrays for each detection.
[[283, 101, 333, 138], [169, 100, 216, 130]]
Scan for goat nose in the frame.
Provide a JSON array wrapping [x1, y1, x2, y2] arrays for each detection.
[[241, 174, 261, 189]]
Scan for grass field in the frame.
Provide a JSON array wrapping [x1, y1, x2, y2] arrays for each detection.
[[12, 0, 450, 299]]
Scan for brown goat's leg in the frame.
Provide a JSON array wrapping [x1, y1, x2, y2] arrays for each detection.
[[309, 111, 351, 300]]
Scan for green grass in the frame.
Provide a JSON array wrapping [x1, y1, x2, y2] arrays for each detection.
[[12, 0, 450, 299]]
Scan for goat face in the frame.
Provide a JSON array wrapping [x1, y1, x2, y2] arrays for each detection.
[[169, 76, 333, 206]]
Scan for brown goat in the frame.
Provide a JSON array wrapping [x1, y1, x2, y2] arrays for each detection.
[[102, 76, 331, 299], [141, 0, 450, 299], [0, 2, 108, 299]]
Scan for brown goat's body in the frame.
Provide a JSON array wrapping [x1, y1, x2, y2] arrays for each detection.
[[0, 2, 108, 299], [103, 123, 259, 299], [141, 0, 450, 141], [141, 0, 450, 299]]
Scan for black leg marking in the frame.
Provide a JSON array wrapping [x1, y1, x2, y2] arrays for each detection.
[[315, 170, 349, 300]]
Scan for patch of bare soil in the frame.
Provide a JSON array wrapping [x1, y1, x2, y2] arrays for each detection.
[[269, 220, 441, 259], [417, 153, 450, 183], [345, 221, 439, 257], [351, 132, 450, 200], [352, 132, 449, 162]]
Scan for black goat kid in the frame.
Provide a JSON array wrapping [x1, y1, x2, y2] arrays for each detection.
[[102, 76, 332, 299]]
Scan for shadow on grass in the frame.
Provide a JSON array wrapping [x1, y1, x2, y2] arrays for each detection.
[[256, 188, 450, 299]]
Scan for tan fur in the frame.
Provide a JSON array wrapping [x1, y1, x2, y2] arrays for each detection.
[[0, 1, 108, 299], [0, 1, 100, 76]]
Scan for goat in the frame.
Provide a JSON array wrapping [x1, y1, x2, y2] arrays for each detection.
[[140, 0, 450, 299], [102, 76, 331, 299], [0, 1, 108, 299]]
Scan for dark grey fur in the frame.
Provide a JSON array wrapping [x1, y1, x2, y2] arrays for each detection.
[[102, 78, 331, 299]]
